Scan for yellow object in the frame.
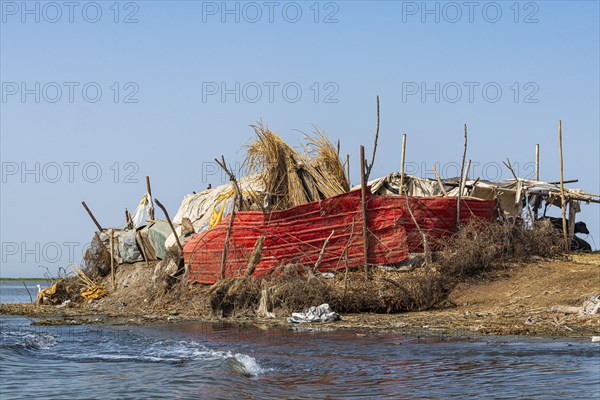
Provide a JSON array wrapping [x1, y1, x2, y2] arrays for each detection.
[[207, 189, 236, 229], [80, 285, 108, 300], [37, 281, 60, 305], [206, 188, 261, 229]]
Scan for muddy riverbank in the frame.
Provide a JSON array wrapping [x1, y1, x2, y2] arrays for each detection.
[[2, 254, 598, 338]]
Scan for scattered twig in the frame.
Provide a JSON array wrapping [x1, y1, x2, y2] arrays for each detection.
[[215, 155, 243, 211], [365, 95, 380, 181], [503, 158, 519, 181], [457, 124, 468, 227], [399, 134, 407, 195], [220, 211, 236, 279], [314, 230, 335, 271], [381, 277, 414, 303], [155, 198, 183, 250], [431, 164, 447, 196], [22, 281, 33, 303]]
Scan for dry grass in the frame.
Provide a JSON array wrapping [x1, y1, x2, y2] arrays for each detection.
[[209, 277, 262, 317], [208, 264, 449, 316], [244, 124, 347, 210], [207, 218, 565, 316], [304, 129, 349, 192], [438, 218, 563, 279]]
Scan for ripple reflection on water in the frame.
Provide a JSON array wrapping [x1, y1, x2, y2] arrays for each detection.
[[1, 316, 599, 399]]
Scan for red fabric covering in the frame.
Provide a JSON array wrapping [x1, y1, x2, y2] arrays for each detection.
[[183, 189, 497, 284]]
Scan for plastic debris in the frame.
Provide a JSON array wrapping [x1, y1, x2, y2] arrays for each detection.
[[287, 303, 341, 324]]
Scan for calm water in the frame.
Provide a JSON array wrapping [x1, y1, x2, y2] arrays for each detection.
[[1, 283, 599, 399], [0, 280, 47, 304]]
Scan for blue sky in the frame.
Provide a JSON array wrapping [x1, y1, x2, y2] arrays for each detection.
[[1, 1, 599, 277]]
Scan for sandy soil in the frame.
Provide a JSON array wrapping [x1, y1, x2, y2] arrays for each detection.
[[2, 254, 598, 338]]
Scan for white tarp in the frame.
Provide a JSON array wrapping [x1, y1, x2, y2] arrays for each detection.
[[130, 192, 154, 228], [173, 174, 264, 232], [360, 173, 585, 217]]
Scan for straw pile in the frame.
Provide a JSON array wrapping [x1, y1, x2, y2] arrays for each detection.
[[305, 129, 350, 193], [244, 124, 348, 210]]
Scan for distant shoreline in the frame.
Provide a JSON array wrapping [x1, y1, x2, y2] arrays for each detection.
[[0, 278, 47, 282]]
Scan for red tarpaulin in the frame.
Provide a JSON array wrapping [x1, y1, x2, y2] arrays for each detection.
[[183, 189, 497, 284]]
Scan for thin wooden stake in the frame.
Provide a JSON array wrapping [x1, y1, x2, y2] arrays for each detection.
[[155, 198, 182, 250], [314, 230, 335, 271], [568, 200, 576, 246], [109, 229, 115, 290], [136, 231, 151, 268], [432, 164, 447, 196], [215, 155, 243, 210], [360, 145, 369, 279], [345, 154, 350, 187], [457, 124, 468, 227], [399, 133, 407, 195], [126, 208, 134, 230], [146, 176, 155, 221], [81, 201, 103, 231], [461, 159, 472, 194], [22, 281, 33, 303], [365, 96, 380, 181], [340, 219, 356, 300], [220, 211, 235, 280], [558, 120, 569, 251], [535, 144, 540, 181], [405, 194, 430, 265], [503, 158, 519, 181], [464, 159, 471, 181]]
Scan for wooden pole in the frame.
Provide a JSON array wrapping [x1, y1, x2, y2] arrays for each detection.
[[360, 145, 369, 279], [432, 164, 447, 196], [81, 201, 103, 231], [126, 208, 134, 230], [399, 134, 407, 195], [534, 144, 540, 219], [461, 159, 472, 193], [22, 281, 33, 303], [109, 229, 115, 290], [220, 211, 235, 280], [365, 95, 380, 181], [146, 176, 155, 220], [215, 155, 243, 210], [154, 198, 182, 250], [535, 144, 540, 181], [345, 154, 350, 187], [567, 200, 576, 245], [136, 231, 151, 268], [457, 124, 468, 227], [558, 120, 569, 251]]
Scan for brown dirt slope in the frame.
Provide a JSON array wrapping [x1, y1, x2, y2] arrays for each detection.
[[1, 254, 599, 337]]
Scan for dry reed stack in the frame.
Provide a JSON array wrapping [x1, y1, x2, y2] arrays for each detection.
[[244, 124, 348, 210]]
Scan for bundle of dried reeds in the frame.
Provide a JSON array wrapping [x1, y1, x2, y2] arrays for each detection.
[[305, 129, 350, 192], [244, 124, 348, 210]]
